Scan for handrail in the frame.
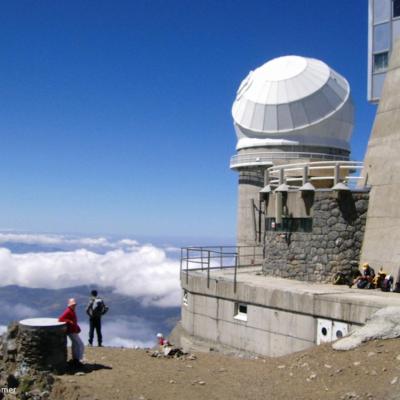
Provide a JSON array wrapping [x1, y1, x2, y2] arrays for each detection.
[[266, 160, 365, 190], [230, 151, 349, 169], [181, 245, 263, 293]]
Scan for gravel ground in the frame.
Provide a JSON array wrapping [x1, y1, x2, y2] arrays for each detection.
[[50, 339, 400, 400]]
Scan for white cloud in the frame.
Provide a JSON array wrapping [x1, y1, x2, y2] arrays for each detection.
[[0, 233, 138, 250], [0, 243, 181, 307], [0, 302, 40, 320], [0, 325, 6, 335]]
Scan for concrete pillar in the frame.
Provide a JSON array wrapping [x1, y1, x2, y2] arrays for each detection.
[[237, 169, 264, 246], [361, 38, 400, 274]]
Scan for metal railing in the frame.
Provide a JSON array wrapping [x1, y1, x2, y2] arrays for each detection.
[[180, 245, 263, 292], [267, 160, 364, 189], [230, 151, 349, 169]]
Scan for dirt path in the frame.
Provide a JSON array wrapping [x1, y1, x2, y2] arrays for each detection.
[[51, 339, 400, 400]]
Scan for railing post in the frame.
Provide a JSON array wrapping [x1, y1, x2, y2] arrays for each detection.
[[180, 248, 182, 275], [207, 250, 211, 289], [186, 247, 189, 284], [334, 163, 340, 185], [302, 165, 308, 186], [234, 254, 238, 293], [264, 169, 269, 186]]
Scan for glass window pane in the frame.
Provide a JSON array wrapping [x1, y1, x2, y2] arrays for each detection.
[[374, 52, 389, 72], [394, 0, 400, 18], [373, 23, 391, 52], [374, 0, 391, 23]]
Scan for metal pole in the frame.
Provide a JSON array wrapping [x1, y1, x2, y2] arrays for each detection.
[[276, 192, 282, 225], [258, 199, 262, 243], [334, 163, 340, 185], [303, 165, 308, 185], [234, 254, 238, 293], [186, 248, 189, 284], [180, 248, 182, 274], [251, 199, 257, 242], [264, 168, 269, 186], [207, 250, 211, 289]]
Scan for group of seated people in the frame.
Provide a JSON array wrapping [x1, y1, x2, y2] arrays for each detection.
[[349, 263, 398, 291]]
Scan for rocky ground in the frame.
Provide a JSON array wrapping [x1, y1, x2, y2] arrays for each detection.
[[46, 338, 400, 400]]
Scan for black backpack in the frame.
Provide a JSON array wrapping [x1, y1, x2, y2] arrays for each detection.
[[381, 276, 393, 292], [90, 298, 108, 317], [357, 280, 369, 289]]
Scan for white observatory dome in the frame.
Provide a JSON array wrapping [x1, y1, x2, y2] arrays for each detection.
[[232, 55, 354, 152]]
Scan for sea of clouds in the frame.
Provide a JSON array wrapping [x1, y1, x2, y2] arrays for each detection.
[[0, 232, 181, 308], [0, 232, 184, 347]]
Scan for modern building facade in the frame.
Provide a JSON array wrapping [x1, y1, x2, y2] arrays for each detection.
[[368, 0, 400, 102]]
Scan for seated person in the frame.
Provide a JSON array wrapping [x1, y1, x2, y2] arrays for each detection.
[[350, 263, 375, 289]]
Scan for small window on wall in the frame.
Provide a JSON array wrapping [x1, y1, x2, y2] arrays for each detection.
[[182, 290, 188, 306], [234, 303, 248, 321], [394, 0, 400, 18], [265, 217, 313, 233], [374, 52, 389, 72]]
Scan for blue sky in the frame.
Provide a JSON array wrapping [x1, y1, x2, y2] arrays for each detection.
[[0, 0, 376, 240]]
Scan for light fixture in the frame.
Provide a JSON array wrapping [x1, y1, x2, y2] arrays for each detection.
[[260, 185, 273, 194], [275, 183, 289, 192], [332, 182, 350, 191], [299, 182, 316, 192]]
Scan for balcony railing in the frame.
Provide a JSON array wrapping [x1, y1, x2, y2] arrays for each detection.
[[266, 160, 365, 190], [180, 245, 263, 292], [230, 151, 349, 170]]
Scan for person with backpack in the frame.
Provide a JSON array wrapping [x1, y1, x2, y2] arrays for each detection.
[[86, 289, 108, 347], [349, 263, 375, 289]]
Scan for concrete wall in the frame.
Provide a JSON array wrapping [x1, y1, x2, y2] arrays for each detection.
[[181, 292, 315, 356], [237, 169, 264, 246], [179, 271, 396, 357], [361, 38, 400, 275], [263, 191, 369, 282]]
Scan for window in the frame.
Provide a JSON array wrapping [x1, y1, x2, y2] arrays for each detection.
[[394, 0, 400, 18], [182, 290, 188, 307], [265, 217, 313, 233], [374, 52, 389, 72], [234, 303, 248, 322]]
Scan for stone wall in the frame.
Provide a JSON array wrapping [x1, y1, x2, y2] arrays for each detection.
[[0, 322, 67, 373], [262, 191, 369, 282], [17, 324, 67, 373]]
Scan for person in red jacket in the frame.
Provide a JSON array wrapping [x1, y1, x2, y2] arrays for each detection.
[[59, 298, 84, 367]]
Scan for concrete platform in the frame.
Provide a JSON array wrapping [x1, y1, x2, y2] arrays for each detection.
[[179, 267, 400, 357]]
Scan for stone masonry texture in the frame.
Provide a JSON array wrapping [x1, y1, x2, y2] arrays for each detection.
[[263, 191, 369, 282]]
